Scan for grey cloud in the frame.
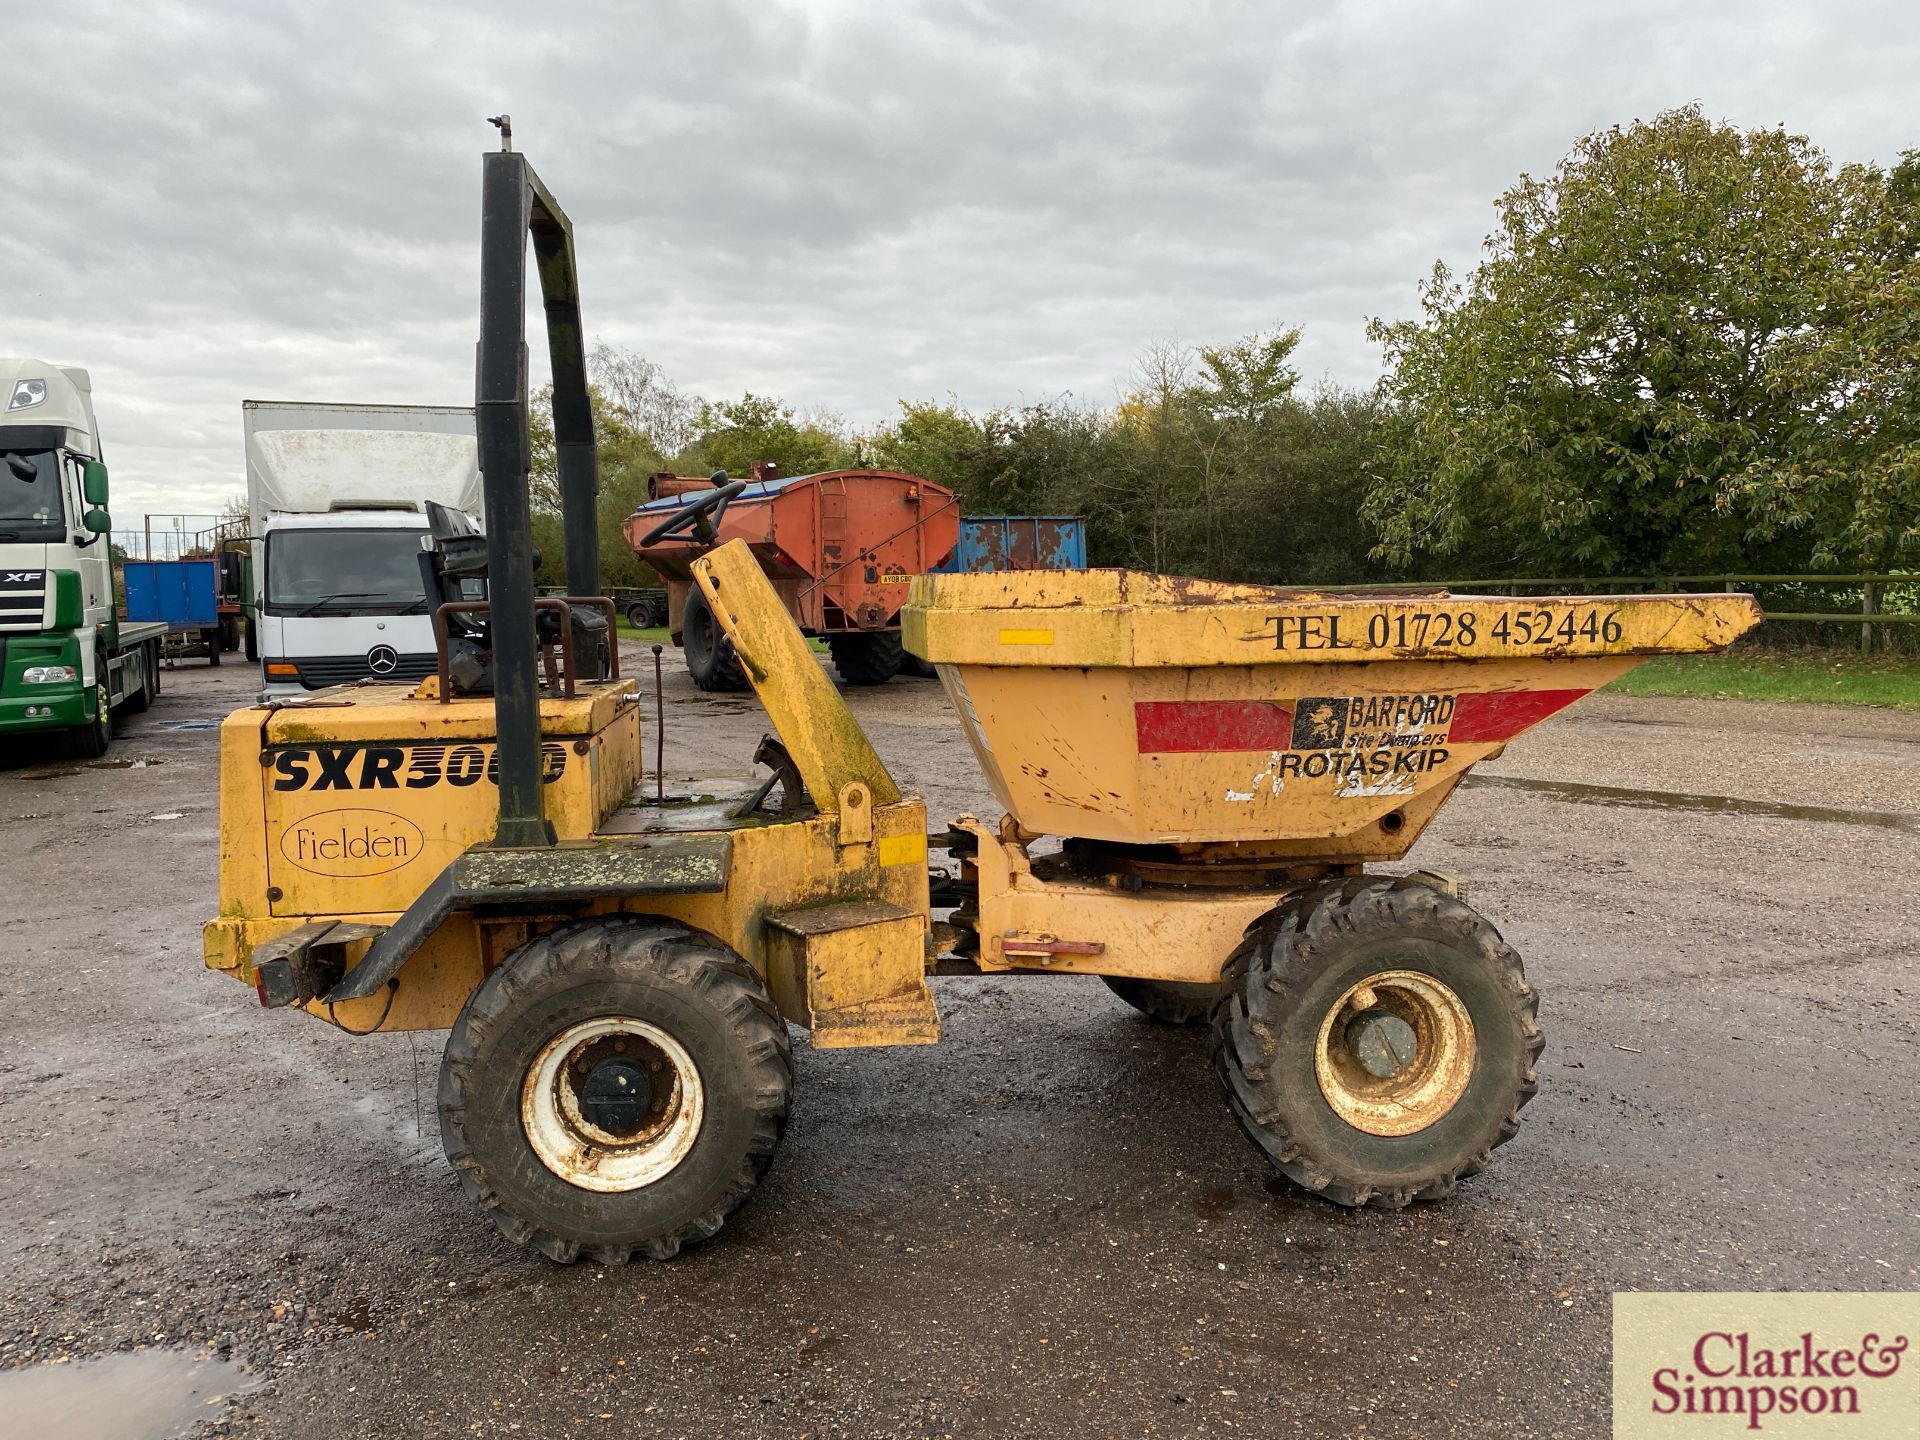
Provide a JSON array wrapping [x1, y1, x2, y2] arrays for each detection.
[[3, 0, 1914, 524]]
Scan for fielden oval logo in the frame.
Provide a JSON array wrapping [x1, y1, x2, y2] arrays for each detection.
[[279, 808, 425, 877]]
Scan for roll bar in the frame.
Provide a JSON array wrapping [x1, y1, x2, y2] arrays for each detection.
[[475, 144, 600, 848]]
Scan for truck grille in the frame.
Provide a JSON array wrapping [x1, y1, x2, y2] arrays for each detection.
[[289, 652, 438, 688], [0, 569, 46, 633]]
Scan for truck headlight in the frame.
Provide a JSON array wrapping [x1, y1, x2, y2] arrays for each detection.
[[22, 665, 78, 683], [7, 378, 48, 411]]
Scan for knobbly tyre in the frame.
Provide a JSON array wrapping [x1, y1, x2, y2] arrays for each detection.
[[202, 140, 1765, 1262]]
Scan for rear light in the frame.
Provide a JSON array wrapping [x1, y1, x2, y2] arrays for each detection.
[[265, 662, 299, 678]]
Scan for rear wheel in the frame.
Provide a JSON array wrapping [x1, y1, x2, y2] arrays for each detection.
[[123, 644, 154, 715], [68, 676, 112, 758], [1212, 876, 1542, 1209], [681, 587, 748, 692], [439, 918, 792, 1263], [1102, 975, 1219, 1025], [828, 631, 902, 686]]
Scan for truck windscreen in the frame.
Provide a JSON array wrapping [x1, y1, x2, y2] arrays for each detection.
[[0, 449, 66, 537], [265, 528, 427, 614]]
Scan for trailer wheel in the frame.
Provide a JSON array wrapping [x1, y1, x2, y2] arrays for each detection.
[[681, 587, 748, 692], [900, 653, 939, 680], [1102, 976, 1219, 1025], [205, 628, 223, 666], [1212, 877, 1542, 1209], [624, 601, 650, 629], [828, 631, 902, 686], [68, 677, 112, 758], [439, 917, 792, 1263]]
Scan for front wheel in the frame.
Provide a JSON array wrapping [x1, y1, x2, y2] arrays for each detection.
[[1213, 877, 1542, 1210], [681, 587, 748, 693], [438, 918, 792, 1263]]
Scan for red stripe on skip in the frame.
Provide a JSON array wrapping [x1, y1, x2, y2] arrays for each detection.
[[1135, 700, 1294, 754], [1448, 689, 1591, 743]]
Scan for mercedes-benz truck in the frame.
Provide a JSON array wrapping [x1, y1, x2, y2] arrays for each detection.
[[244, 401, 480, 695]]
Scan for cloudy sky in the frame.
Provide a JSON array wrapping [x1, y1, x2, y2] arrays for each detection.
[[7, 0, 1916, 531]]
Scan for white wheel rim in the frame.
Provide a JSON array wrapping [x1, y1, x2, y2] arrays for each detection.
[[520, 1017, 705, 1193], [1313, 969, 1476, 1137]]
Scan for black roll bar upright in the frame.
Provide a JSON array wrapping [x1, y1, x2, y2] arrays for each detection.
[[475, 144, 599, 848]]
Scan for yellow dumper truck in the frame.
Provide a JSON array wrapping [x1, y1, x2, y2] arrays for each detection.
[[203, 147, 1763, 1262]]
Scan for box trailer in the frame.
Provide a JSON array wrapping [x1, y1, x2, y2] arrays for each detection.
[[123, 558, 224, 665]]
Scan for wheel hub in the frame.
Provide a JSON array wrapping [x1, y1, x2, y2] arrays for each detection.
[[521, 1017, 704, 1193], [1345, 1009, 1419, 1079], [1313, 970, 1475, 1137], [579, 1054, 654, 1136]]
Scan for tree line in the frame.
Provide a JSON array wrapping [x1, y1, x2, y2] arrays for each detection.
[[535, 106, 1918, 603]]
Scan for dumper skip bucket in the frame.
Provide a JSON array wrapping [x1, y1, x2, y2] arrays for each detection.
[[903, 571, 1762, 851]]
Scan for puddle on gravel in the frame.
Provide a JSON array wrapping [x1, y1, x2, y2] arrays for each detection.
[[1465, 774, 1920, 834], [16, 756, 167, 778], [0, 1350, 248, 1439]]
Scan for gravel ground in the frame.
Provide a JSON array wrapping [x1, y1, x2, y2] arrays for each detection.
[[0, 648, 1913, 1439]]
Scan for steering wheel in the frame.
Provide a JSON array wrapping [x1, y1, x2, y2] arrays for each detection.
[[639, 478, 749, 547]]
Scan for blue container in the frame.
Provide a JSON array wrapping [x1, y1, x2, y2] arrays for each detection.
[[935, 516, 1087, 573], [123, 559, 219, 632]]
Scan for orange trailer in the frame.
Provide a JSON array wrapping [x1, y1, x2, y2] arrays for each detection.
[[623, 465, 958, 691]]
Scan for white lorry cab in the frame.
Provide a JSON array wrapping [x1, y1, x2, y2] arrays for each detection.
[[244, 402, 480, 696], [0, 359, 166, 755]]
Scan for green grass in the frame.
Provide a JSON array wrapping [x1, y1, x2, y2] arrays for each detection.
[[1605, 650, 1920, 709]]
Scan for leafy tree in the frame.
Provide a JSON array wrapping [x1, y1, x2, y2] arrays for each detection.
[[1194, 328, 1301, 425], [1366, 107, 1920, 575], [675, 393, 856, 479], [872, 400, 997, 500], [525, 343, 710, 587], [871, 396, 1114, 548], [1722, 151, 1920, 570], [871, 332, 1386, 585], [587, 342, 696, 457]]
